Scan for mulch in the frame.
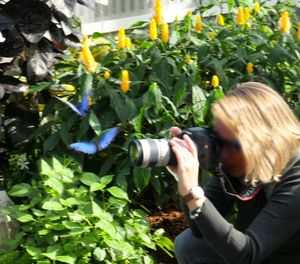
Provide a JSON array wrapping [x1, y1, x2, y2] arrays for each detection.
[[147, 203, 189, 263]]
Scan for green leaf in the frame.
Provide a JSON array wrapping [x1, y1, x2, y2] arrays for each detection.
[[80, 172, 100, 186], [133, 168, 151, 193], [89, 111, 102, 136], [55, 256, 76, 264], [26, 246, 42, 257], [59, 122, 71, 145], [93, 248, 106, 262], [44, 177, 64, 195], [42, 199, 64, 211], [107, 186, 129, 200], [43, 132, 60, 152], [92, 201, 102, 215], [15, 212, 35, 222], [83, 73, 93, 93], [192, 85, 207, 125], [28, 82, 52, 92], [9, 183, 33, 197]]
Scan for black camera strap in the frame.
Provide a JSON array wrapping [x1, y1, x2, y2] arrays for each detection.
[[214, 162, 263, 201]]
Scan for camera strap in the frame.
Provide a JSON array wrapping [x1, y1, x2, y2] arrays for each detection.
[[215, 162, 263, 201]]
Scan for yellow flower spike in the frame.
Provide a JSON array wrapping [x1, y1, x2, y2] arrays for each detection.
[[246, 63, 254, 73], [196, 15, 202, 23], [121, 70, 130, 93], [88, 97, 93, 106], [195, 22, 203, 32], [161, 22, 169, 44], [61, 84, 76, 92], [209, 32, 215, 40], [125, 37, 131, 49], [187, 10, 192, 17], [186, 54, 192, 64], [154, 0, 163, 25], [217, 14, 224, 26], [104, 71, 110, 79], [149, 18, 158, 40], [254, 2, 260, 13], [236, 7, 245, 25], [279, 10, 291, 34], [81, 34, 97, 73], [118, 28, 126, 48], [175, 15, 179, 21], [244, 7, 251, 20], [297, 22, 300, 41], [211, 75, 219, 87]]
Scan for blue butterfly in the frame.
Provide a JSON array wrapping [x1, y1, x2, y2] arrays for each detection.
[[55, 90, 92, 117], [69, 127, 119, 154]]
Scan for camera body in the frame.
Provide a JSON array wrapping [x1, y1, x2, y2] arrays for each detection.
[[128, 126, 221, 174]]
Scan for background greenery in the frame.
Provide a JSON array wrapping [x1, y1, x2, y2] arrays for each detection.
[[0, 0, 300, 263]]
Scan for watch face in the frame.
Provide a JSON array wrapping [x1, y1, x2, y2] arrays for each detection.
[[191, 186, 204, 198]]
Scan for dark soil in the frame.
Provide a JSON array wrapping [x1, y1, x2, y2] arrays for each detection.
[[147, 203, 188, 264]]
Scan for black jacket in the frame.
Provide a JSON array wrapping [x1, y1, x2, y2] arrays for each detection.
[[180, 148, 300, 264]]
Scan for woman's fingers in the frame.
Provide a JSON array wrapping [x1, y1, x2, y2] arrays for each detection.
[[183, 134, 198, 158], [170, 139, 192, 164], [170, 126, 182, 137]]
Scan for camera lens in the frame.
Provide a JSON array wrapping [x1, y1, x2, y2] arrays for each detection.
[[128, 138, 176, 167]]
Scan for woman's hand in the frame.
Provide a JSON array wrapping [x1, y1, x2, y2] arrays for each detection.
[[167, 127, 200, 197], [166, 127, 183, 179]]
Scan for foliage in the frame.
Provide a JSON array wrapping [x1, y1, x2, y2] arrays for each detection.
[[1, 157, 173, 263], [27, 0, 300, 206]]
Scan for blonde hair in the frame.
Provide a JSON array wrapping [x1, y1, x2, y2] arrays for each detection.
[[211, 82, 300, 186]]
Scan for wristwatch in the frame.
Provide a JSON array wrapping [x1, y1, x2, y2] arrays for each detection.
[[182, 186, 205, 203]]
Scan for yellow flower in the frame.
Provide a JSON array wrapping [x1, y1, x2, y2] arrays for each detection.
[[121, 70, 130, 93], [81, 35, 97, 73], [175, 15, 179, 21], [187, 10, 192, 16], [88, 97, 93, 106], [104, 71, 110, 79], [118, 28, 126, 48], [254, 2, 260, 13], [236, 7, 245, 25], [161, 22, 169, 44], [209, 32, 215, 40], [297, 22, 300, 41], [196, 15, 202, 23], [49, 84, 76, 97], [246, 63, 254, 73], [61, 84, 76, 92], [217, 14, 224, 26], [186, 54, 192, 64], [149, 18, 158, 40], [125, 37, 131, 49], [244, 7, 251, 20], [279, 10, 291, 34], [195, 17, 203, 32], [154, 0, 163, 25], [211, 75, 219, 87], [246, 22, 252, 28], [38, 104, 45, 112]]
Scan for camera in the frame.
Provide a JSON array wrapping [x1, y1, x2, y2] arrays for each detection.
[[128, 126, 221, 174]]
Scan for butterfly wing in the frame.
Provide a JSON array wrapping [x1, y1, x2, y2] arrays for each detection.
[[97, 127, 119, 151], [55, 96, 82, 116], [78, 90, 93, 116], [69, 142, 97, 154]]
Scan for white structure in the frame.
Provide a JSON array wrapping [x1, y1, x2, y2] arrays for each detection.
[[75, 0, 201, 34], [75, 0, 285, 34]]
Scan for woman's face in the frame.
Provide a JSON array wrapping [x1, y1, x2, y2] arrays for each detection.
[[213, 119, 245, 170]]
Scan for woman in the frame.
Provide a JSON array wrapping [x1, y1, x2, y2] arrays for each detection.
[[167, 82, 300, 264]]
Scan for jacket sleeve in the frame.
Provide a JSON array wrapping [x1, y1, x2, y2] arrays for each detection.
[[193, 167, 300, 264], [180, 173, 236, 237]]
